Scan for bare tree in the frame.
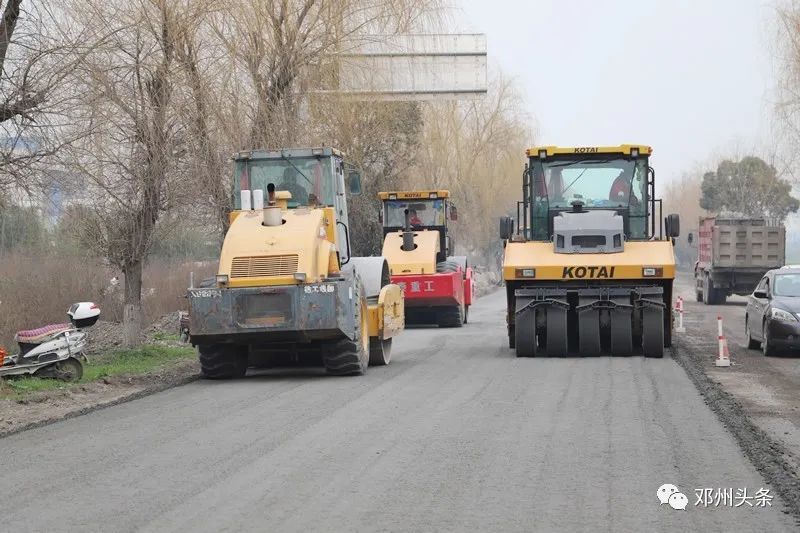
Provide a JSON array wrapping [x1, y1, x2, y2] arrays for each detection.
[[0, 1, 93, 193], [65, 0, 188, 347], [408, 75, 531, 265], [166, 0, 444, 235]]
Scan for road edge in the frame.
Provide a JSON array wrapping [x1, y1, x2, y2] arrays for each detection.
[[672, 338, 800, 524], [0, 370, 200, 439]]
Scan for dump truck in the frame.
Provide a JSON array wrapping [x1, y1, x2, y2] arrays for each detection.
[[186, 147, 404, 378], [500, 144, 680, 357], [378, 190, 473, 326], [692, 216, 785, 305]]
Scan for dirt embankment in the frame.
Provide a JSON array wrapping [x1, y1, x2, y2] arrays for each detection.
[[0, 360, 198, 438], [0, 312, 199, 438]]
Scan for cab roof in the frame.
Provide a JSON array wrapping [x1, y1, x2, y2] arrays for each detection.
[[378, 190, 450, 200], [232, 147, 344, 161], [525, 144, 652, 158]]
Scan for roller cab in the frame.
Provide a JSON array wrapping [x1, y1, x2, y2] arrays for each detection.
[[501, 144, 680, 357], [379, 190, 473, 327]]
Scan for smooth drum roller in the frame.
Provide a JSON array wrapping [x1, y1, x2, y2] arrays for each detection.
[[344, 257, 395, 365]]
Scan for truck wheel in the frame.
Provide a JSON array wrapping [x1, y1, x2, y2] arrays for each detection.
[[464, 305, 469, 324], [703, 275, 722, 305], [199, 344, 248, 379], [702, 275, 711, 305], [323, 276, 369, 375]]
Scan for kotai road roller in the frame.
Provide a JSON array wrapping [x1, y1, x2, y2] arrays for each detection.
[[500, 144, 680, 357], [379, 190, 473, 327], [186, 147, 404, 378]]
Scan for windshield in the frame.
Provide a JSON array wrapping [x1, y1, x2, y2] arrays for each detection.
[[773, 274, 800, 297], [537, 158, 647, 209], [233, 157, 334, 208], [384, 199, 445, 228], [528, 156, 650, 240]]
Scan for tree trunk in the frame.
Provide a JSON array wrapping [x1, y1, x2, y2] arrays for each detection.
[[122, 261, 143, 348]]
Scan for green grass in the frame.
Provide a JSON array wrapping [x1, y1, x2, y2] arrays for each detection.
[[150, 331, 181, 342], [0, 344, 196, 400]]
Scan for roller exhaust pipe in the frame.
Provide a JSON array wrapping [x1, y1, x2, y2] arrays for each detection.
[[402, 209, 415, 251]]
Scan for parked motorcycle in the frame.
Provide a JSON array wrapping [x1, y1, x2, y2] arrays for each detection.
[[0, 302, 101, 382]]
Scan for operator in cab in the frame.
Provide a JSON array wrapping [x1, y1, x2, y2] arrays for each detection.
[[408, 209, 423, 227], [609, 169, 639, 206]]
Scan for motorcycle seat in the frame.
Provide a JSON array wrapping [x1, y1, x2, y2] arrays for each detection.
[[15, 323, 72, 345]]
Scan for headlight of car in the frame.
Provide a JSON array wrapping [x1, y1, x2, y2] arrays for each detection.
[[770, 308, 798, 322]]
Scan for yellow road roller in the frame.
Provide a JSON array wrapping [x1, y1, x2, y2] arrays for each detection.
[[500, 144, 679, 357], [186, 147, 404, 378]]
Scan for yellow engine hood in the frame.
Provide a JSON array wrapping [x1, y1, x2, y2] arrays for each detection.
[[219, 208, 330, 287], [503, 240, 676, 281], [382, 230, 440, 275]]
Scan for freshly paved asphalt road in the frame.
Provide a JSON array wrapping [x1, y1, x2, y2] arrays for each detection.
[[1, 290, 795, 532]]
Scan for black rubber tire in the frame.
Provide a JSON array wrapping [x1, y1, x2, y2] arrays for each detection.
[[515, 310, 536, 357], [746, 316, 760, 349], [369, 338, 392, 366], [323, 276, 369, 375], [578, 309, 602, 356], [545, 308, 568, 356], [34, 357, 84, 382], [464, 305, 469, 324], [642, 308, 665, 358], [610, 308, 633, 356], [762, 323, 776, 357], [702, 275, 712, 305], [437, 304, 464, 328], [199, 344, 248, 379], [703, 276, 726, 305], [508, 326, 515, 349]]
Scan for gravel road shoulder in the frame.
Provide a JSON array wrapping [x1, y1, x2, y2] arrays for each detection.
[[672, 273, 800, 524]]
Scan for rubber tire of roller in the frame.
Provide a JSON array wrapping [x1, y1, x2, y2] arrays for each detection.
[[642, 307, 664, 358], [546, 307, 568, 356], [515, 309, 536, 357], [199, 344, 248, 379], [323, 276, 370, 375], [578, 309, 601, 356], [610, 309, 634, 356]]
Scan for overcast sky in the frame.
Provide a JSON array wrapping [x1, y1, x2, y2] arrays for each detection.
[[457, 0, 776, 183]]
